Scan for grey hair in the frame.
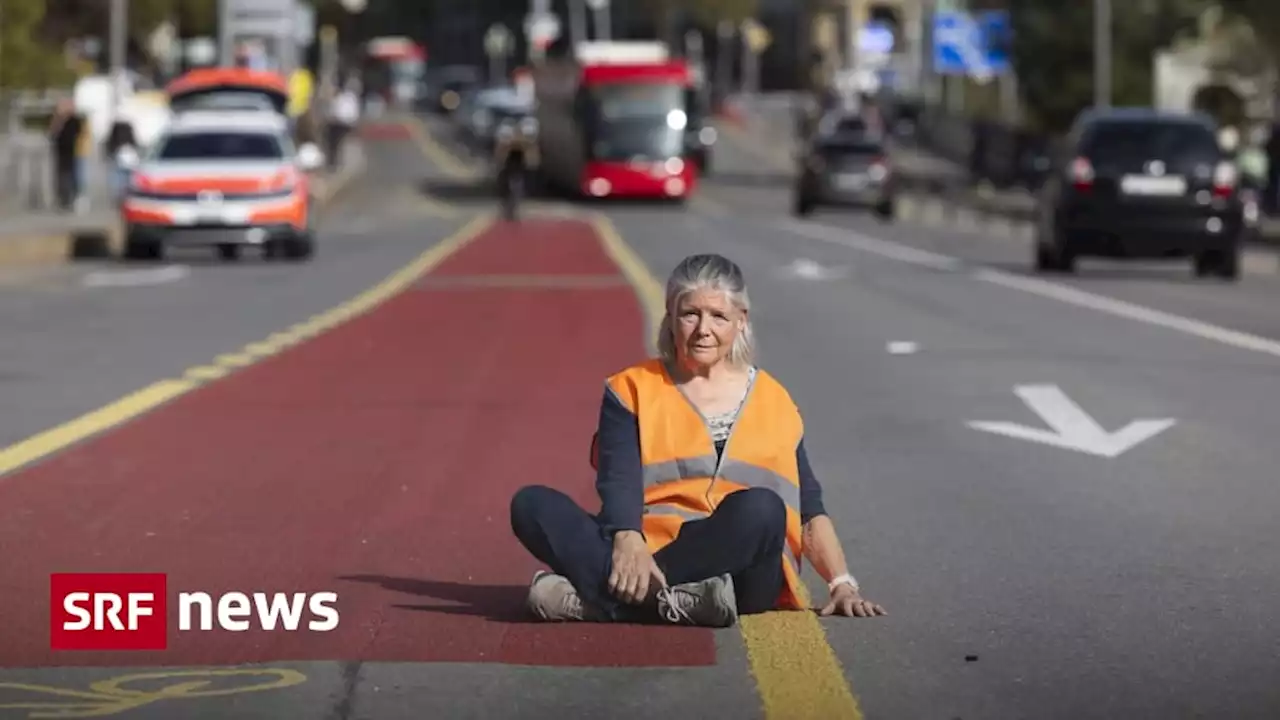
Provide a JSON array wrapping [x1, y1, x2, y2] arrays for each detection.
[[657, 254, 756, 367]]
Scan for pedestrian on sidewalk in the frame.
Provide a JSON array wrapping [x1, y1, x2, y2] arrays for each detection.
[[73, 111, 93, 213], [47, 100, 83, 211], [510, 254, 886, 627], [104, 116, 138, 201], [325, 82, 360, 171]]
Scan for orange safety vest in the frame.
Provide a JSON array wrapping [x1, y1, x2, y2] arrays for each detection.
[[591, 359, 808, 611]]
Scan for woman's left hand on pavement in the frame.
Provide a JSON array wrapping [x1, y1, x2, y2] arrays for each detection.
[[820, 584, 887, 618]]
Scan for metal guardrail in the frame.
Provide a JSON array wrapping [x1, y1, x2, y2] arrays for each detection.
[[0, 135, 57, 210], [1, 89, 77, 212]]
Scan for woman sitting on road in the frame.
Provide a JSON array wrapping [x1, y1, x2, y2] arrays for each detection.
[[509, 253, 886, 626]]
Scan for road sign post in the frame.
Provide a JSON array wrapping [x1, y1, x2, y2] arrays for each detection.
[[685, 29, 704, 69], [524, 0, 560, 64], [485, 24, 513, 82], [568, 0, 587, 46], [585, 0, 610, 41], [716, 21, 733, 102], [740, 18, 771, 95]]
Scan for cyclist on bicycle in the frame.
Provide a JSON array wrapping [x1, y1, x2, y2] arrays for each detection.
[[494, 116, 539, 219]]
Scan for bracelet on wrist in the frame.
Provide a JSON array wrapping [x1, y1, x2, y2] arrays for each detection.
[[827, 573, 859, 594]]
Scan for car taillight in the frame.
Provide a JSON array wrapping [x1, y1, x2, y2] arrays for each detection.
[[1070, 157, 1094, 190], [868, 155, 890, 181], [1212, 161, 1237, 197]]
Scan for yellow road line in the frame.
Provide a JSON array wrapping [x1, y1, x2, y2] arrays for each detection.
[[417, 192, 462, 218], [0, 380, 193, 477], [404, 116, 480, 181], [590, 212, 863, 720], [0, 212, 494, 480]]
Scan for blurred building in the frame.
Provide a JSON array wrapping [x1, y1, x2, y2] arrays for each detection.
[[751, 0, 925, 92]]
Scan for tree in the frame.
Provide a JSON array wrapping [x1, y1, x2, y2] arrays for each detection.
[[1008, 0, 1205, 132], [1218, 0, 1280, 67], [688, 0, 759, 28], [2, 0, 75, 89]]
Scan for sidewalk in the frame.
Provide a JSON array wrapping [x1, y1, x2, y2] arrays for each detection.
[[0, 141, 367, 268]]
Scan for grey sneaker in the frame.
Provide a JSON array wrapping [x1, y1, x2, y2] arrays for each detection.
[[526, 570, 606, 622], [655, 574, 738, 627]]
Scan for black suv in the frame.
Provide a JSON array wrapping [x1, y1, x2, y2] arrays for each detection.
[[1034, 108, 1243, 279], [793, 112, 896, 220]]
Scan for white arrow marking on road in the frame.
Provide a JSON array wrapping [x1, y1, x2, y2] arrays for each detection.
[[886, 341, 919, 354], [83, 265, 190, 288], [967, 384, 1176, 458]]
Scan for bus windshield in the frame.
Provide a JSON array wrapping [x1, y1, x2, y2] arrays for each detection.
[[585, 82, 687, 160]]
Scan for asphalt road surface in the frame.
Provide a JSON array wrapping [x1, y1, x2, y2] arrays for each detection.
[[0, 113, 1277, 720]]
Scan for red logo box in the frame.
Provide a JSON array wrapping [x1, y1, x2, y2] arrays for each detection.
[[50, 573, 168, 650]]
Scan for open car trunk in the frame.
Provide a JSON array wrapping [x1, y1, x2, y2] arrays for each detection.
[[167, 71, 289, 115]]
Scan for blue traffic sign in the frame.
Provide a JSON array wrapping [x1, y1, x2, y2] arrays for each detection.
[[932, 10, 1010, 77], [978, 11, 1011, 72]]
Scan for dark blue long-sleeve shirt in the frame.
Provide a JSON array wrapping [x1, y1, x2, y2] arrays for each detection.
[[594, 387, 827, 536]]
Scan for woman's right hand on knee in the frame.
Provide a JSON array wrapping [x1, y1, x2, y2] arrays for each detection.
[[609, 531, 666, 605]]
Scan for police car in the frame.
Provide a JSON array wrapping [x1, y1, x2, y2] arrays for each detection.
[[117, 111, 324, 262]]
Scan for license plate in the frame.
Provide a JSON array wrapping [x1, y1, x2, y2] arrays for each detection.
[[835, 173, 867, 190], [1120, 175, 1185, 196]]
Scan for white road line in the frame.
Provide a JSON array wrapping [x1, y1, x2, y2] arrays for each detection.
[[83, 265, 190, 288], [778, 219, 963, 271], [973, 268, 1280, 359], [776, 218, 1280, 361], [886, 341, 919, 355]]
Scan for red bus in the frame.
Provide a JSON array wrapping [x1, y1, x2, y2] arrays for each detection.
[[533, 43, 696, 201]]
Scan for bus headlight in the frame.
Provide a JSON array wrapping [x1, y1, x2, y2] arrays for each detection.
[[664, 157, 684, 175], [664, 178, 686, 196], [667, 109, 687, 130]]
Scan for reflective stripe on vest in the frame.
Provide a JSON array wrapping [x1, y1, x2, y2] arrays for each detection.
[[643, 502, 709, 521], [642, 455, 802, 516]]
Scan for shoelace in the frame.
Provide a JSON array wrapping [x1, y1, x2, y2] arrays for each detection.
[[656, 586, 693, 623], [560, 588, 583, 619]]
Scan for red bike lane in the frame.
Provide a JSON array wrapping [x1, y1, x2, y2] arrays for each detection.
[[0, 216, 716, 669]]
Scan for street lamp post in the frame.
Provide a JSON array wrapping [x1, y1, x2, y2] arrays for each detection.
[[109, 0, 127, 115], [1094, 0, 1111, 108]]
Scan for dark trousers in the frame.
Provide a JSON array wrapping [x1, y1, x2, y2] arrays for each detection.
[[55, 164, 78, 210], [326, 123, 350, 170], [510, 485, 787, 621]]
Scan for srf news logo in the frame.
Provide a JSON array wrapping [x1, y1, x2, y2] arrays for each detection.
[[50, 573, 339, 651]]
